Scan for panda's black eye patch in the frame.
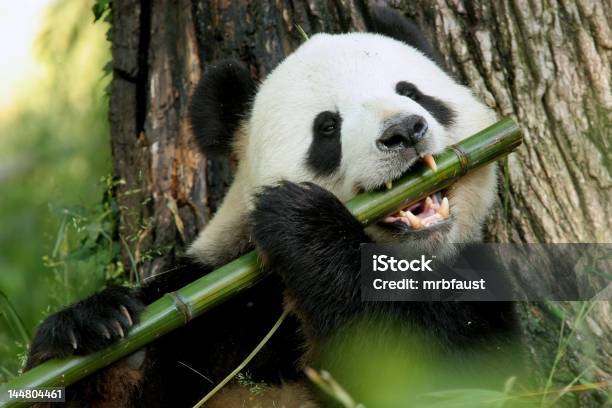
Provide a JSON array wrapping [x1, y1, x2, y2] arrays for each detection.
[[395, 81, 456, 127], [307, 111, 342, 176]]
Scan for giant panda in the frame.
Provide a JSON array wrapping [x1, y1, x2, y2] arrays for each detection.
[[25, 7, 519, 407]]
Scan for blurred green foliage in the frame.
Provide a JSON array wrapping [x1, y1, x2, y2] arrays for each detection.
[[312, 318, 537, 408], [304, 308, 608, 407], [0, 0, 113, 379]]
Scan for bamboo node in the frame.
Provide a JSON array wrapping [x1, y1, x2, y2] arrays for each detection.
[[448, 144, 470, 176], [168, 291, 193, 324]]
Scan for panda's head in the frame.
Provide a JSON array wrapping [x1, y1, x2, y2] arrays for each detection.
[[188, 8, 497, 265]]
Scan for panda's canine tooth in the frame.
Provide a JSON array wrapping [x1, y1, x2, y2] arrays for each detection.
[[423, 154, 437, 172], [424, 196, 434, 211], [405, 210, 424, 230], [385, 180, 393, 190], [439, 197, 450, 219]]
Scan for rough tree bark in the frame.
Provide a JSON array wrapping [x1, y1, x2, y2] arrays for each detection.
[[108, 0, 611, 406]]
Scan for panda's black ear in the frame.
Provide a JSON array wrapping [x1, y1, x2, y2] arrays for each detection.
[[369, 6, 444, 68], [189, 59, 257, 156]]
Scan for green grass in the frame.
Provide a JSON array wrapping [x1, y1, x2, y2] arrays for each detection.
[[539, 302, 598, 407]]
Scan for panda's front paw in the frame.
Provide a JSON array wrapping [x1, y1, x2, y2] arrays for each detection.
[[251, 181, 366, 261], [25, 286, 144, 369]]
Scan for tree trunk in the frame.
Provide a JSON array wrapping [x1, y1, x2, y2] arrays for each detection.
[[109, 0, 610, 406]]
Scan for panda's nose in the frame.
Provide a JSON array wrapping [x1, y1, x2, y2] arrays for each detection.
[[377, 115, 428, 151]]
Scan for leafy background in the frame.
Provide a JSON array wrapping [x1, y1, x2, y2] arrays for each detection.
[[0, 0, 114, 379]]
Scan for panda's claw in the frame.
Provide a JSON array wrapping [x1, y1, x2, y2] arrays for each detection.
[[25, 286, 144, 370], [68, 330, 78, 350], [98, 323, 112, 340], [111, 320, 125, 338], [120, 305, 134, 326]]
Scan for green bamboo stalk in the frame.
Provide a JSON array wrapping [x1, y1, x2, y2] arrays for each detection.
[[0, 117, 521, 407]]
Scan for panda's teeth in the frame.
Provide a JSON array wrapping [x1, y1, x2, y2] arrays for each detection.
[[424, 196, 434, 211], [439, 197, 450, 219], [385, 180, 393, 190], [423, 154, 437, 172], [405, 210, 424, 230]]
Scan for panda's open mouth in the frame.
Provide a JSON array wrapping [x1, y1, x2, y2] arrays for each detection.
[[381, 190, 450, 230], [379, 155, 451, 231]]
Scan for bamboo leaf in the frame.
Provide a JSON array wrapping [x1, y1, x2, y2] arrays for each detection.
[[0, 291, 30, 346]]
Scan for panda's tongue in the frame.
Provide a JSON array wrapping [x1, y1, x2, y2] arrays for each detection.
[[382, 191, 449, 230]]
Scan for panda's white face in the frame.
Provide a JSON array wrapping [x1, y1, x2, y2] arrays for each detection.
[[241, 33, 498, 250], [249, 33, 449, 194]]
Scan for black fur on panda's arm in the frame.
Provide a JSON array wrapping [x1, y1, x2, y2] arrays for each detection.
[[251, 181, 371, 338], [25, 258, 212, 370]]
